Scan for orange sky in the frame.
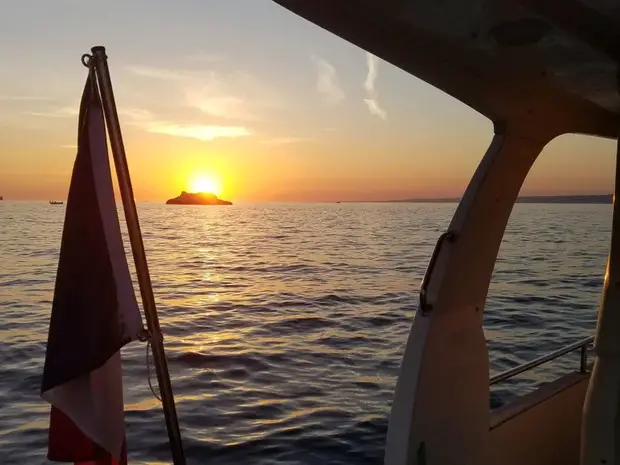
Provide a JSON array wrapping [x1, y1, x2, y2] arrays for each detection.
[[0, 1, 616, 202]]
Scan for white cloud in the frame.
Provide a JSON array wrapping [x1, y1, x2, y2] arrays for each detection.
[[364, 98, 387, 121], [364, 53, 378, 94], [363, 53, 387, 121], [312, 56, 345, 105]]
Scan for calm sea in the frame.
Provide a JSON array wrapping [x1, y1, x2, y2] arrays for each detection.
[[0, 201, 611, 464]]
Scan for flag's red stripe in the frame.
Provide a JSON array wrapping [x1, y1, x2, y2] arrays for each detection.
[[48, 407, 126, 465]]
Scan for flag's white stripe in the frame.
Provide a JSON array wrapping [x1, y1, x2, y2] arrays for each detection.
[[87, 101, 143, 340], [42, 351, 125, 460]]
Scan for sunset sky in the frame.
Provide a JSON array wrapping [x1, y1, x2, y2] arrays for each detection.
[[0, 0, 616, 202]]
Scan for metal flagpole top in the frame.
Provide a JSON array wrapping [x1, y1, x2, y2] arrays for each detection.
[[80, 46, 106, 69]]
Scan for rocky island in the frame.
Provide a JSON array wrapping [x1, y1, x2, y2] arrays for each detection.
[[166, 191, 232, 205]]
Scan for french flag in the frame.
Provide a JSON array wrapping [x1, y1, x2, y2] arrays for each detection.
[[41, 72, 144, 464]]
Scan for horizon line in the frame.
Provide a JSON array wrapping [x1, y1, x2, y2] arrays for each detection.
[[2, 193, 613, 204]]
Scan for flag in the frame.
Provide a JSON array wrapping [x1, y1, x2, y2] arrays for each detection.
[[41, 72, 144, 464]]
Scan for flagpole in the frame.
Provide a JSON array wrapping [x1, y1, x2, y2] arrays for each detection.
[[88, 46, 187, 465]]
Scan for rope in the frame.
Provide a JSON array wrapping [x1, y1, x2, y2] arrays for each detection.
[[146, 339, 163, 402], [139, 329, 163, 402]]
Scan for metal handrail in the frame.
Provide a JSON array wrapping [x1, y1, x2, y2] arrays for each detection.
[[419, 231, 457, 315], [490, 335, 594, 385]]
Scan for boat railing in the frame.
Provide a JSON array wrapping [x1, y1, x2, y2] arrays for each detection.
[[489, 335, 595, 385]]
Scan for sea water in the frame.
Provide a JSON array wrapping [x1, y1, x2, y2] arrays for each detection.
[[0, 201, 610, 464]]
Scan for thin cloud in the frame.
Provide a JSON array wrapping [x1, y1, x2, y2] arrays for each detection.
[[261, 136, 314, 146], [127, 65, 189, 82], [120, 106, 251, 142], [185, 91, 258, 121], [149, 124, 251, 141], [127, 65, 277, 122], [312, 55, 345, 105], [363, 53, 387, 120], [24, 106, 78, 118], [364, 53, 378, 94], [20, 82, 254, 143], [186, 70, 276, 121], [364, 98, 387, 121], [60, 144, 78, 149], [119, 108, 155, 122]]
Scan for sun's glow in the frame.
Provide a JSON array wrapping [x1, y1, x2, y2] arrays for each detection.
[[189, 176, 223, 196]]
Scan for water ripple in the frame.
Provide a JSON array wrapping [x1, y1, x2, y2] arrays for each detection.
[[0, 202, 611, 464]]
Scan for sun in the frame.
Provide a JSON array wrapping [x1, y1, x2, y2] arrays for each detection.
[[189, 176, 223, 196]]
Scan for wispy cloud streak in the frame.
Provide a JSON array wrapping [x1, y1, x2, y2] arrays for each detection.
[[119, 107, 251, 141], [312, 56, 344, 105], [363, 53, 387, 120], [127, 65, 276, 122], [149, 124, 251, 141], [126, 65, 189, 82], [24, 106, 78, 118], [27, 102, 250, 142]]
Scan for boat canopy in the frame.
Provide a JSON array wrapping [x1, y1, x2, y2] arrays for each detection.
[[273, 0, 620, 139]]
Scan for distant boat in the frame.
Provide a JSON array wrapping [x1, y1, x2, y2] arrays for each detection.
[[0, 196, 3, 200], [49, 201, 64, 205]]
